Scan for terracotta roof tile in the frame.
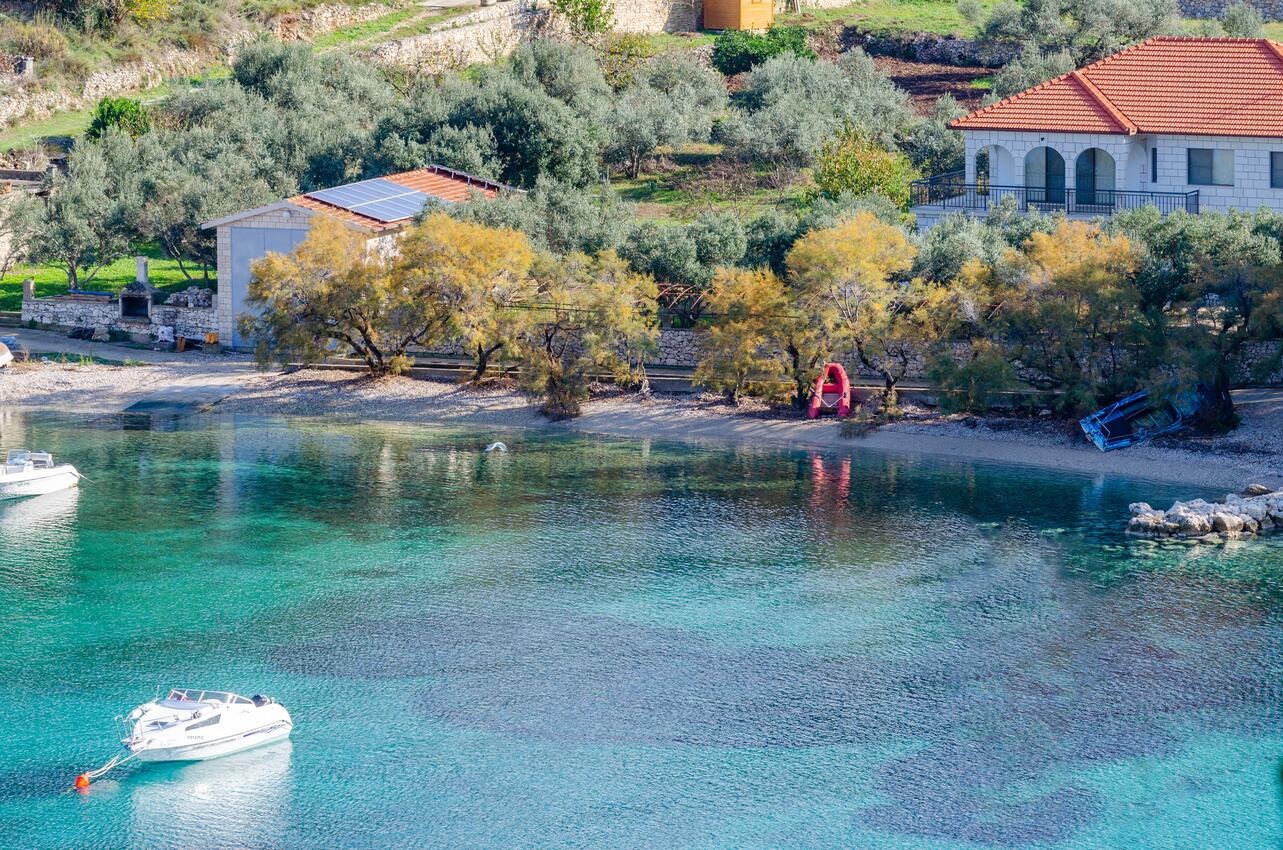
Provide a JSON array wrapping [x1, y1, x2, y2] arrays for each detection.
[[286, 165, 510, 232], [952, 37, 1283, 137]]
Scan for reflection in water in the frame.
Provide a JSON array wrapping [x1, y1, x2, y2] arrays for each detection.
[[0, 488, 81, 594], [129, 742, 293, 850]]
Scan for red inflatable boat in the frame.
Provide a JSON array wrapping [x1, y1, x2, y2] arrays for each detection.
[[808, 363, 852, 419]]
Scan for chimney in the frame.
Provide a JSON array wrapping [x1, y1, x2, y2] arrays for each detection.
[[135, 256, 149, 286]]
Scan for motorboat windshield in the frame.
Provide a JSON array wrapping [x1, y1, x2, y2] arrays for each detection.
[[4, 449, 54, 470], [164, 688, 255, 706]]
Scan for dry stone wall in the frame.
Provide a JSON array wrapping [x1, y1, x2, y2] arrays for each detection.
[[368, 2, 533, 69], [269, 2, 389, 40], [1178, 0, 1283, 19]]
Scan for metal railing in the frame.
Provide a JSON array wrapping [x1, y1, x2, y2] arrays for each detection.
[[910, 178, 1199, 216]]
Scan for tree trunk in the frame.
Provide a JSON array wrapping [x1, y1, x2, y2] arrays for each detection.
[[472, 342, 504, 383], [1195, 369, 1237, 433]]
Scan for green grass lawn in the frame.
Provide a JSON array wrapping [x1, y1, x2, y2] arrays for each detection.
[[0, 245, 214, 311], [779, 0, 1000, 37], [612, 143, 807, 223]]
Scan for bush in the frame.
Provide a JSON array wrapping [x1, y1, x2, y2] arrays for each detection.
[[1221, 0, 1265, 36], [927, 342, 1015, 413], [712, 26, 814, 76], [812, 127, 919, 209], [86, 97, 150, 140]]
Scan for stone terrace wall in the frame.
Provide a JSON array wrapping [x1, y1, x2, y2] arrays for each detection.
[[369, 2, 534, 69], [651, 330, 1283, 384], [1179, 0, 1283, 19]]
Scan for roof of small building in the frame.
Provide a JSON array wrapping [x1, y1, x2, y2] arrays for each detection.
[[951, 36, 1283, 138], [201, 165, 515, 232]]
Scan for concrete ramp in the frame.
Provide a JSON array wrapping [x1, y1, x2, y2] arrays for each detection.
[[121, 369, 256, 416]]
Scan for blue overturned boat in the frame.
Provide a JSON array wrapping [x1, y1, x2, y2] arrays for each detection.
[[1079, 388, 1203, 451]]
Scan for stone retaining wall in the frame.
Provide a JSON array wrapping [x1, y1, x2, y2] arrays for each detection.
[[1178, 0, 1283, 20], [646, 330, 1283, 382], [368, 2, 533, 69], [269, 2, 389, 41]]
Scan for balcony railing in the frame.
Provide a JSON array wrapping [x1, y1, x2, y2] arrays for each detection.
[[910, 175, 1199, 217]]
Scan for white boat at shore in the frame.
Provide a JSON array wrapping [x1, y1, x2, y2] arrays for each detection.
[[0, 449, 81, 499], [0, 341, 12, 368], [121, 689, 293, 763]]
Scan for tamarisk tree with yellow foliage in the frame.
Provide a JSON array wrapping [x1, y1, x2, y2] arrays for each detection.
[[514, 251, 658, 419], [694, 268, 791, 404], [786, 211, 927, 405], [243, 214, 535, 376], [693, 266, 830, 406], [980, 220, 1144, 413], [397, 213, 536, 382]]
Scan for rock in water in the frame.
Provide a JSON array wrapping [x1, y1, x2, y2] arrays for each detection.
[[1242, 483, 1273, 497], [1127, 486, 1283, 543]]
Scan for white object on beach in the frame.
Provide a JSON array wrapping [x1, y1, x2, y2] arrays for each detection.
[[0, 342, 11, 368], [0, 449, 81, 499], [121, 689, 293, 763], [485, 441, 508, 453]]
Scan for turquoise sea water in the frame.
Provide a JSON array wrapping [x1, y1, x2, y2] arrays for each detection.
[[1, 409, 1281, 849]]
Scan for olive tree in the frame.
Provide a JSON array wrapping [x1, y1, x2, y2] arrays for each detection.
[[17, 129, 142, 291]]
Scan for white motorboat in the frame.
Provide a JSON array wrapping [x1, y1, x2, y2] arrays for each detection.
[[120, 688, 293, 763], [0, 449, 81, 499], [76, 689, 293, 788], [0, 341, 11, 368]]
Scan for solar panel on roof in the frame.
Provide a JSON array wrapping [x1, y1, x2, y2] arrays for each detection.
[[305, 177, 433, 223]]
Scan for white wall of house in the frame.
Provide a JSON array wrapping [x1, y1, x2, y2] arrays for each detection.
[[962, 129, 1283, 214]]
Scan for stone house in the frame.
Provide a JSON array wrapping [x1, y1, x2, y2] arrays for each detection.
[[201, 165, 513, 349], [911, 37, 1283, 229]]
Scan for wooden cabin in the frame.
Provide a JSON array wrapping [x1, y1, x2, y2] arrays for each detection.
[[703, 0, 774, 31]]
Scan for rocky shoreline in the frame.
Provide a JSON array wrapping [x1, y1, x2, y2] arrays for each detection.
[[1128, 484, 1283, 542]]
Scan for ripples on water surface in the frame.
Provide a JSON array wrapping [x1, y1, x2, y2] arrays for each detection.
[[0, 410, 1281, 849]]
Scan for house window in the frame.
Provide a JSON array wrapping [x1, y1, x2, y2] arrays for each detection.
[[1187, 148, 1234, 186], [1151, 147, 1157, 182], [1272, 152, 1283, 189]]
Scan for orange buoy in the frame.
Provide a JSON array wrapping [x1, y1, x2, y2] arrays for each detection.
[[74, 774, 90, 789]]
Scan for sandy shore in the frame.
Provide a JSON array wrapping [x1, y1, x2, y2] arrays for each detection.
[[4, 362, 1280, 492]]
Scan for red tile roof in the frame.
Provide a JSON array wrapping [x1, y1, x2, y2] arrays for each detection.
[[952, 37, 1283, 138], [287, 165, 511, 232]]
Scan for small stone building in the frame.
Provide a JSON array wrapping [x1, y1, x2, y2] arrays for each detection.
[[201, 165, 512, 350]]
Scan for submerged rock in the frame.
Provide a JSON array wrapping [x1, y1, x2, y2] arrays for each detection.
[[1127, 487, 1283, 543]]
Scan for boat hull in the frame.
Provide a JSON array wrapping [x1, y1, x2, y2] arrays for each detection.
[[131, 719, 293, 763], [0, 466, 79, 499]]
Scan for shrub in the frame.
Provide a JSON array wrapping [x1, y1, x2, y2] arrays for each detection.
[[812, 127, 919, 209], [711, 26, 814, 76], [927, 342, 1015, 413], [1221, 0, 1265, 36], [86, 97, 150, 140]]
